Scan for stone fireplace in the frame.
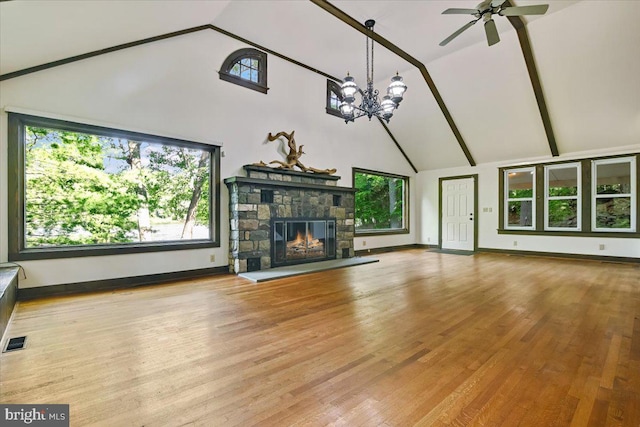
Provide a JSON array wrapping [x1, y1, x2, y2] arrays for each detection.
[[224, 165, 355, 274]]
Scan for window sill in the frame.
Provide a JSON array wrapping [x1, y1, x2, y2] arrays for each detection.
[[219, 72, 268, 94], [9, 240, 219, 261], [497, 229, 640, 238], [355, 229, 410, 237]]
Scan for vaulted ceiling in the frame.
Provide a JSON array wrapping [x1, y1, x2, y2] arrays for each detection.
[[1, 0, 639, 172]]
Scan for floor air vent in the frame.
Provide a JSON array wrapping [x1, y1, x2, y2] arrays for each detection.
[[3, 336, 27, 353]]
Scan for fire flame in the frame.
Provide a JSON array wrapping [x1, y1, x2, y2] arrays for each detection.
[[291, 230, 314, 246]]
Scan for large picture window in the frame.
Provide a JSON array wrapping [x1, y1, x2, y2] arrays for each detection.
[[592, 157, 636, 232], [353, 168, 408, 235], [504, 167, 535, 229], [545, 163, 581, 231], [8, 113, 220, 260]]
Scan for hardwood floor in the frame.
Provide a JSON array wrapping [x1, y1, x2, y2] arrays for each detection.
[[1, 250, 639, 426]]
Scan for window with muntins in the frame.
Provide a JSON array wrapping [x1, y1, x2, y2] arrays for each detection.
[[545, 163, 581, 231], [326, 80, 343, 118], [505, 167, 535, 229], [7, 113, 220, 260], [219, 48, 268, 94], [499, 153, 639, 237], [592, 157, 636, 232], [353, 168, 409, 235]]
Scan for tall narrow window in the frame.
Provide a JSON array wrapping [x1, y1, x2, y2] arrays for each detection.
[[326, 80, 343, 118], [545, 163, 581, 231], [353, 168, 409, 235], [8, 113, 220, 260], [592, 157, 636, 232], [505, 167, 535, 229], [219, 48, 268, 94]]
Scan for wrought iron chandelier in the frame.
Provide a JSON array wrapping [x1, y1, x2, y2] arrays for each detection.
[[339, 19, 407, 123]]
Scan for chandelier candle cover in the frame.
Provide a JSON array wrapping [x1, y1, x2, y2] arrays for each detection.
[[339, 19, 407, 123]]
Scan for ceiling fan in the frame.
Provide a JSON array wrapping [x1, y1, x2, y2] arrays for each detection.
[[439, 0, 549, 47]]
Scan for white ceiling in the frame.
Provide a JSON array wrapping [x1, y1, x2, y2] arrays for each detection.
[[1, 0, 639, 171]]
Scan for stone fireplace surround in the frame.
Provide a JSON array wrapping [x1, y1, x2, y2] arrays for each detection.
[[224, 165, 356, 274]]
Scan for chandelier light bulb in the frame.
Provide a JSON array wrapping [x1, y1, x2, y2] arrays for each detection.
[[388, 73, 407, 104], [339, 101, 355, 117], [341, 75, 358, 102]]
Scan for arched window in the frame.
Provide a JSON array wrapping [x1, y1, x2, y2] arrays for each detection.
[[219, 48, 268, 94], [326, 80, 343, 118]]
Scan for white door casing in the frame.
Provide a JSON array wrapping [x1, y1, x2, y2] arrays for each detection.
[[441, 177, 475, 251]]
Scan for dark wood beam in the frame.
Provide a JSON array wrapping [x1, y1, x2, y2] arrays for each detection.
[[0, 18, 412, 171], [377, 118, 418, 173], [0, 26, 212, 82], [310, 0, 476, 167], [505, 4, 559, 157]]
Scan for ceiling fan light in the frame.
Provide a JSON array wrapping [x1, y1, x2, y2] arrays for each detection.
[[341, 76, 358, 98]]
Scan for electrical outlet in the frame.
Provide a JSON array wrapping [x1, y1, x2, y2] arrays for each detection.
[[599, 244, 605, 250], [513, 241, 518, 247], [210, 254, 216, 262], [362, 240, 367, 246], [427, 237, 431, 242]]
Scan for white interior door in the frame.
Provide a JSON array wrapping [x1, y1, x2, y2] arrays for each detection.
[[441, 177, 475, 251]]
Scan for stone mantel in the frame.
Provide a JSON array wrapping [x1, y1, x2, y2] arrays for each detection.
[[224, 165, 355, 274]]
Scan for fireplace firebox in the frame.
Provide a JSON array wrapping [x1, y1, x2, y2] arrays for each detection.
[[272, 218, 336, 267]]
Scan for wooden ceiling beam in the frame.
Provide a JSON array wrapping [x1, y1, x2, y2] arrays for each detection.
[[310, 0, 477, 167], [505, 2, 559, 156]]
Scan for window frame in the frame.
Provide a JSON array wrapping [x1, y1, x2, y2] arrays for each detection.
[[352, 167, 409, 236], [504, 167, 536, 231], [498, 153, 640, 238], [7, 112, 221, 261], [326, 80, 343, 118], [544, 162, 581, 231], [219, 48, 268, 94], [591, 156, 636, 232]]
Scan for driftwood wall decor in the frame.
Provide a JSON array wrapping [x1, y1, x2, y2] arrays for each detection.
[[254, 131, 337, 175]]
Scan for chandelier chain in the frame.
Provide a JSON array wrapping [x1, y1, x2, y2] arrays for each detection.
[[366, 31, 370, 84], [370, 30, 374, 84]]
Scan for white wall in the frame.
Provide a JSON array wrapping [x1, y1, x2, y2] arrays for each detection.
[[0, 29, 416, 288], [417, 145, 640, 259]]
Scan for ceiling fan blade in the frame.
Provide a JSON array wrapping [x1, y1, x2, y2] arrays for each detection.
[[439, 20, 478, 46], [484, 18, 500, 46], [499, 4, 549, 16], [442, 8, 479, 15], [491, 0, 508, 7]]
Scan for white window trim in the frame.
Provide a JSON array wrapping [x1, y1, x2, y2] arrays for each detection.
[[544, 162, 581, 231], [504, 167, 536, 230], [591, 156, 636, 232]]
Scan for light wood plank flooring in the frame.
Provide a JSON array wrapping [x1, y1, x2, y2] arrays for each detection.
[[1, 250, 639, 426]]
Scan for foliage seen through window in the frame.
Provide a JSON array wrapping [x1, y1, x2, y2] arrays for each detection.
[[24, 126, 211, 248], [354, 170, 406, 232]]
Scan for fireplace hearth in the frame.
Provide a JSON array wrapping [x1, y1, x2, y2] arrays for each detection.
[[224, 165, 355, 274]]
